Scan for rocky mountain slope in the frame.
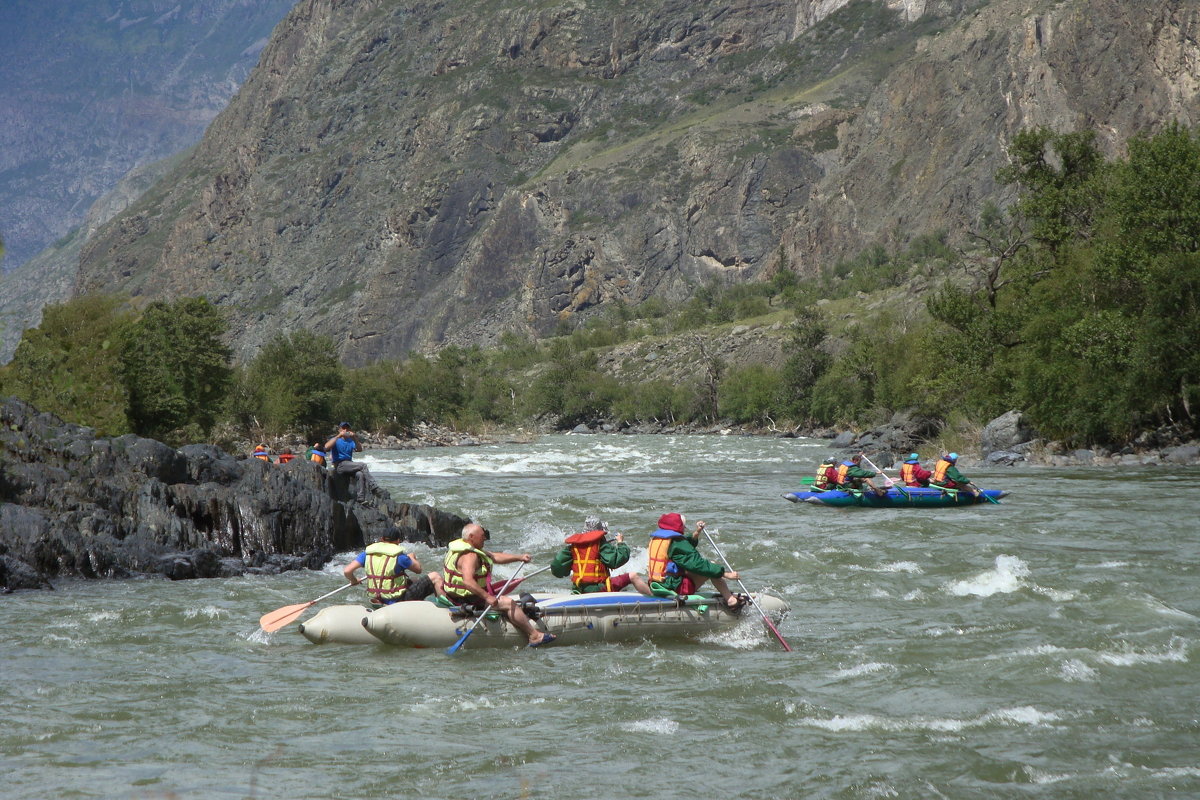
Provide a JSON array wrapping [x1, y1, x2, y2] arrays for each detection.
[[0, 0, 294, 271], [53, 0, 1200, 366]]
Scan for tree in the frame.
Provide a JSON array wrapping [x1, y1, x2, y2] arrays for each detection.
[[230, 330, 344, 436], [121, 298, 231, 441], [2, 295, 132, 434]]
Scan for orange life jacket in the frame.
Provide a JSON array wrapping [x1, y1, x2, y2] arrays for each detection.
[[253, 449, 270, 461], [932, 458, 955, 485], [308, 449, 326, 466], [901, 462, 927, 486], [836, 462, 852, 485], [565, 529, 610, 588], [647, 534, 680, 583]]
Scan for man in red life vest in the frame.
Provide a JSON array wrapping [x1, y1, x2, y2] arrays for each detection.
[[900, 453, 932, 487], [550, 516, 652, 595]]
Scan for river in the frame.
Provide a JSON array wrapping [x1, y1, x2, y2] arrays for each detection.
[[3, 434, 1198, 799]]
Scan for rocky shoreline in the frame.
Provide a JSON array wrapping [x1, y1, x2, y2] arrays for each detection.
[[342, 409, 1200, 470], [0, 397, 472, 593]]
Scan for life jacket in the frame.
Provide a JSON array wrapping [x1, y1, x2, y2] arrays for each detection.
[[836, 461, 855, 486], [253, 448, 270, 461], [364, 541, 409, 604], [814, 462, 836, 490], [308, 448, 326, 466], [900, 461, 925, 487], [442, 538, 494, 599], [565, 529, 610, 589], [932, 458, 957, 487], [647, 529, 683, 583], [277, 452, 295, 464]]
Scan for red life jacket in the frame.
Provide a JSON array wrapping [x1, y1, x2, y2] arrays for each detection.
[[278, 453, 295, 464], [814, 462, 836, 490], [565, 529, 610, 589]]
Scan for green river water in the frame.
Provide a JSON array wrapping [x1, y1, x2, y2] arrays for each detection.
[[2, 434, 1197, 799]]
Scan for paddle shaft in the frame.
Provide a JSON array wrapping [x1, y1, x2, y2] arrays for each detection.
[[700, 528, 792, 652], [446, 563, 550, 654], [859, 453, 909, 498]]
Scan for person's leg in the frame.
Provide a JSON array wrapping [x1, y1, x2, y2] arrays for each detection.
[[497, 595, 549, 645], [401, 574, 434, 601]]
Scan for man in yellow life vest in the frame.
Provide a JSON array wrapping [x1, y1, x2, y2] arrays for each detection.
[[343, 529, 441, 605], [442, 523, 554, 647], [550, 516, 652, 595]]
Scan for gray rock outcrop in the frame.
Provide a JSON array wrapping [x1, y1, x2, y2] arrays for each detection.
[[0, 397, 469, 592], [981, 410, 1037, 458]]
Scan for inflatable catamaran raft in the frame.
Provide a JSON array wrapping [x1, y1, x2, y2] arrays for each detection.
[[298, 591, 790, 648]]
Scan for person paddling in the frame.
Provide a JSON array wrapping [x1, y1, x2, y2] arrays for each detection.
[[931, 453, 980, 497], [550, 516, 652, 596], [813, 456, 838, 491], [836, 454, 886, 496], [343, 529, 441, 605], [442, 523, 554, 647], [647, 513, 744, 610], [900, 453, 932, 487]]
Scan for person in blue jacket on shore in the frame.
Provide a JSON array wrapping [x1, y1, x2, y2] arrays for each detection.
[[323, 422, 378, 504]]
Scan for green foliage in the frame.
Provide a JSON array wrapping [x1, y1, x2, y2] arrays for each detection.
[[228, 330, 344, 437], [121, 298, 231, 442], [719, 364, 782, 424]]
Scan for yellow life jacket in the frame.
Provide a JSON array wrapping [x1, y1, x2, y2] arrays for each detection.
[[900, 462, 917, 485], [442, 538, 493, 600], [566, 529, 610, 588], [932, 458, 952, 484], [364, 541, 409, 604]]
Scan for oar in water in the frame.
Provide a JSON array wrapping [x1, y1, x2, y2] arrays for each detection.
[[700, 527, 792, 652], [446, 564, 552, 655], [859, 452, 910, 500], [259, 582, 359, 633]]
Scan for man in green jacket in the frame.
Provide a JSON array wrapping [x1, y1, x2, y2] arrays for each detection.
[[648, 513, 744, 610], [550, 516, 651, 595], [931, 452, 979, 496], [836, 454, 886, 496]]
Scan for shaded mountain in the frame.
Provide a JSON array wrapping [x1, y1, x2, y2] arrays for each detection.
[[50, 0, 1200, 365], [0, 0, 295, 270]]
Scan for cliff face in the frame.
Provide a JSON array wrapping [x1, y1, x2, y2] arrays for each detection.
[[73, 0, 1200, 365], [0, 0, 295, 271]]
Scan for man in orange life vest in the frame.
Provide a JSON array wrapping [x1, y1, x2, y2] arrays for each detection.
[[835, 454, 886, 496], [931, 452, 979, 496], [647, 513, 743, 610], [550, 517, 652, 595], [900, 453, 932, 487], [442, 523, 554, 647]]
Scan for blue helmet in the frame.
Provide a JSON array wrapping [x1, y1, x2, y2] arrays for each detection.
[[948, 452, 959, 461]]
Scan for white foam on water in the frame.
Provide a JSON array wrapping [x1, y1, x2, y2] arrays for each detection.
[[183, 605, 225, 620], [869, 588, 892, 599], [1095, 638, 1188, 666], [850, 560, 923, 574], [86, 611, 119, 622], [831, 662, 895, 680], [1031, 584, 1079, 602], [1094, 560, 1130, 569], [901, 590, 924, 601], [1057, 658, 1098, 682], [622, 717, 680, 735], [245, 628, 272, 645], [945, 554, 1030, 597], [1137, 593, 1198, 620], [798, 705, 1060, 733]]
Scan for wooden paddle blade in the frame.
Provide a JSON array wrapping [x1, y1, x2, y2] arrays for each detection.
[[259, 601, 315, 632]]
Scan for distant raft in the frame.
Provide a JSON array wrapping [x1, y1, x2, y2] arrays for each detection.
[[783, 486, 1007, 508], [298, 591, 790, 648]]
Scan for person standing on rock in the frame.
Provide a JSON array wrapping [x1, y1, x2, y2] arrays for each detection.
[[324, 422, 378, 505]]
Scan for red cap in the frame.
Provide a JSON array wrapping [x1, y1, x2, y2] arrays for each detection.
[[657, 513, 685, 533]]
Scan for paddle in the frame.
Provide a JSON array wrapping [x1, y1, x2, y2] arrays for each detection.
[[446, 563, 549, 655], [700, 527, 792, 652], [259, 582, 359, 633], [859, 452, 909, 500]]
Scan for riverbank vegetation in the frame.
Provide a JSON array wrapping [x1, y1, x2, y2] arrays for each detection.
[[2, 126, 1197, 449]]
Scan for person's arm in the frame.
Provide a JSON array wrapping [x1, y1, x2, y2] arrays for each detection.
[[324, 436, 338, 452], [601, 537, 631, 568], [490, 550, 532, 566], [403, 553, 422, 574], [549, 546, 573, 578], [669, 540, 726, 579], [343, 557, 364, 585]]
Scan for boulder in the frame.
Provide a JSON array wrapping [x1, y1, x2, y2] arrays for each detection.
[[0, 396, 470, 590], [981, 410, 1037, 457], [1164, 444, 1200, 465]]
